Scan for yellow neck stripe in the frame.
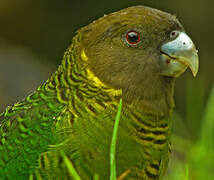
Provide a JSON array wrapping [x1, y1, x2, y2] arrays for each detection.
[[81, 49, 122, 97]]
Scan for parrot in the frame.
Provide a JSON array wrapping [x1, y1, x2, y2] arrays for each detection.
[[0, 5, 199, 180]]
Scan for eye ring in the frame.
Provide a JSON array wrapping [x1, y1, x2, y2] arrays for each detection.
[[125, 30, 141, 45], [170, 30, 179, 39]]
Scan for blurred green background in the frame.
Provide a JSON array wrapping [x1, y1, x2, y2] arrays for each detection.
[[0, 0, 213, 179]]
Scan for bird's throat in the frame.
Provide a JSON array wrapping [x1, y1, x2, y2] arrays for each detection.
[[122, 76, 175, 116]]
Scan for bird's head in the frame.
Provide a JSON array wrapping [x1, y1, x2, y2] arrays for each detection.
[[75, 6, 199, 114]]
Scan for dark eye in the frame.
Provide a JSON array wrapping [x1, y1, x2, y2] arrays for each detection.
[[126, 31, 141, 45], [170, 30, 179, 39]]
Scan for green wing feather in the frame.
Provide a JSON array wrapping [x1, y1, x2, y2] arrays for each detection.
[[0, 84, 65, 179]]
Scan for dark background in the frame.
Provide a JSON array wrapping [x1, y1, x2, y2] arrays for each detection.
[[0, 0, 213, 179]]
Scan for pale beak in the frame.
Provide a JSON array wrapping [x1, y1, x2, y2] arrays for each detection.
[[160, 32, 199, 77]]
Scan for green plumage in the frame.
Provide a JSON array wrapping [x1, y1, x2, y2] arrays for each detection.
[[0, 6, 197, 180]]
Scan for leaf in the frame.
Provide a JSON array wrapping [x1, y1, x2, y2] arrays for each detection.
[[110, 99, 123, 180], [61, 150, 82, 180]]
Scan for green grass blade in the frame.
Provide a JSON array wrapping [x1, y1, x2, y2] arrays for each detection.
[[61, 150, 82, 180], [187, 85, 214, 179], [93, 174, 99, 180], [199, 85, 214, 148], [110, 99, 123, 180], [184, 164, 189, 180]]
